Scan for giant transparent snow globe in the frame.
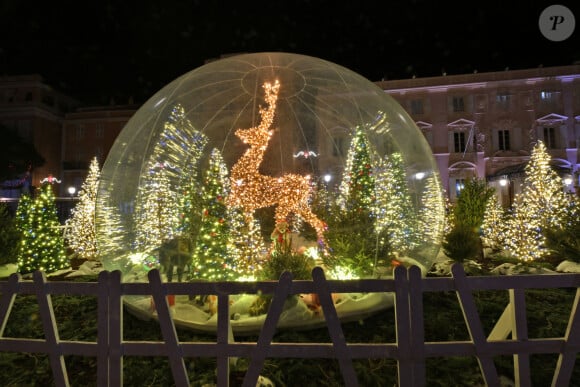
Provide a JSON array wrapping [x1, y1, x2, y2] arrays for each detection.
[[95, 52, 445, 333]]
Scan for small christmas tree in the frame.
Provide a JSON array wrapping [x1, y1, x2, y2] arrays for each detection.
[[191, 149, 236, 280], [506, 197, 545, 261], [134, 162, 179, 251], [481, 195, 508, 252], [374, 152, 418, 256], [66, 157, 100, 260], [17, 183, 68, 273], [418, 174, 446, 245]]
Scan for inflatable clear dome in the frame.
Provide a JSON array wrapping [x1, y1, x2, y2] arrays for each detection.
[[95, 52, 445, 285]]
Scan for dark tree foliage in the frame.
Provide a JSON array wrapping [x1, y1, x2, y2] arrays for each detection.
[[0, 126, 45, 181], [442, 223, 481, 263], [0, 202, 19, 265]]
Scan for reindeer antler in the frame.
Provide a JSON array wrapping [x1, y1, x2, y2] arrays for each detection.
[[257, 80, 280, 131]]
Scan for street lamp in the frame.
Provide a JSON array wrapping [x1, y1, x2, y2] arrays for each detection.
[[68, 186, 76, 199]]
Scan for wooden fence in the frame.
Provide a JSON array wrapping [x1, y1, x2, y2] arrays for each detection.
[[0, 264, 579, 387]]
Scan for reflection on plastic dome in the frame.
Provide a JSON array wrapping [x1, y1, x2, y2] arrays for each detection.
[[96, 52, 445, 288]]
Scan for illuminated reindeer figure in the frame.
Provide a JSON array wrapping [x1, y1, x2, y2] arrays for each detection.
[[228, 80, 327, 247]]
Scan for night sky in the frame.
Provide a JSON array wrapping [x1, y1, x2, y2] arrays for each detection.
[[1, 0, 579, 105]]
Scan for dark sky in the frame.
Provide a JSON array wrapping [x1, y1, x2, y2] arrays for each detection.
[[1, 0, 579, 105]]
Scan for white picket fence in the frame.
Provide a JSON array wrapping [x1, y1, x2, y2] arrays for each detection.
[[0, 264, 579, 387]]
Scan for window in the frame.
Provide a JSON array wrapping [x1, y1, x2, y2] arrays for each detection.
[[76, 125, 85, 140], [410, 99, 423, 115], [96, 123, 104, 138], [332, 137, 346, 157], [452, 96, 464, 112], [455, 179, 466, 195], [543, 127, 557, 149], [453, 132, 466, 153], [540, 91, 555, 101], [498, 129, 510, 151], [496, 93, 511, 109]]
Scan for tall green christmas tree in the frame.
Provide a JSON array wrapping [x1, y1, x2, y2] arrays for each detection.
[[506, 141, 570, 261], [17, 183, 68, 273], [338, 124, 376, 214], [374, 152, 418, 256], [325, 124, 378, 277], [66, 157, 100, 260], [191, 148, 236, 280]]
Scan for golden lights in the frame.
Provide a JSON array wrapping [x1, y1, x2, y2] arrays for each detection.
[[227, 80, 327, 245]]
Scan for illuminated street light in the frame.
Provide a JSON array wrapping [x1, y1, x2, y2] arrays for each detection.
[[68, 186, 76, 198]]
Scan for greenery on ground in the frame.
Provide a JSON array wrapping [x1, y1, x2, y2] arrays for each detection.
[[0, 273, 578, 386]]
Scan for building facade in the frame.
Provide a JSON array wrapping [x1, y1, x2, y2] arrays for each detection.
[[0, 74, 80, 197], [1, 65, 579, 207], [61, 105, 137, 197], [378, 65, 580, 204]]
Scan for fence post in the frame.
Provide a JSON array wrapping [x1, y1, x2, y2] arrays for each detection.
[[509, 288, 531, 386], [394, 265, 412, 385], [552, 287, 580, 386], [108, 270, 123, 387], [97, 271, 110, 387], [408, 265, 426, 386], [0, 273, 20, 337], [216, 288, 233, 387]]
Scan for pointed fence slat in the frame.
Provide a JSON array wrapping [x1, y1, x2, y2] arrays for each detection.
[[33, 270, 69, 387], [148, 269, 190, 387], [0, 266, 579, 386], [312, 267, 358, 386], [451, 264, 500, 387], [242, 271, 293, 387]]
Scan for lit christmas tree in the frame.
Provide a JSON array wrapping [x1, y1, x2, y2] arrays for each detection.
[[374, 152, 418, 255], [338, 124, 376, 214], [17, 183, 68, 273], [95, 198, 126, 260], [191, 148, 236, 280], [134, 162, 179, 251], [481, 195, 508, 252], [519, 140, 569, 229], [66, 157, 100, 260], [506, 141, 570, 260], [506, 197, 544, 261], [418, 174, 446, 245], [14, 193, 33, 235], [228, 208, 265, 278]]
